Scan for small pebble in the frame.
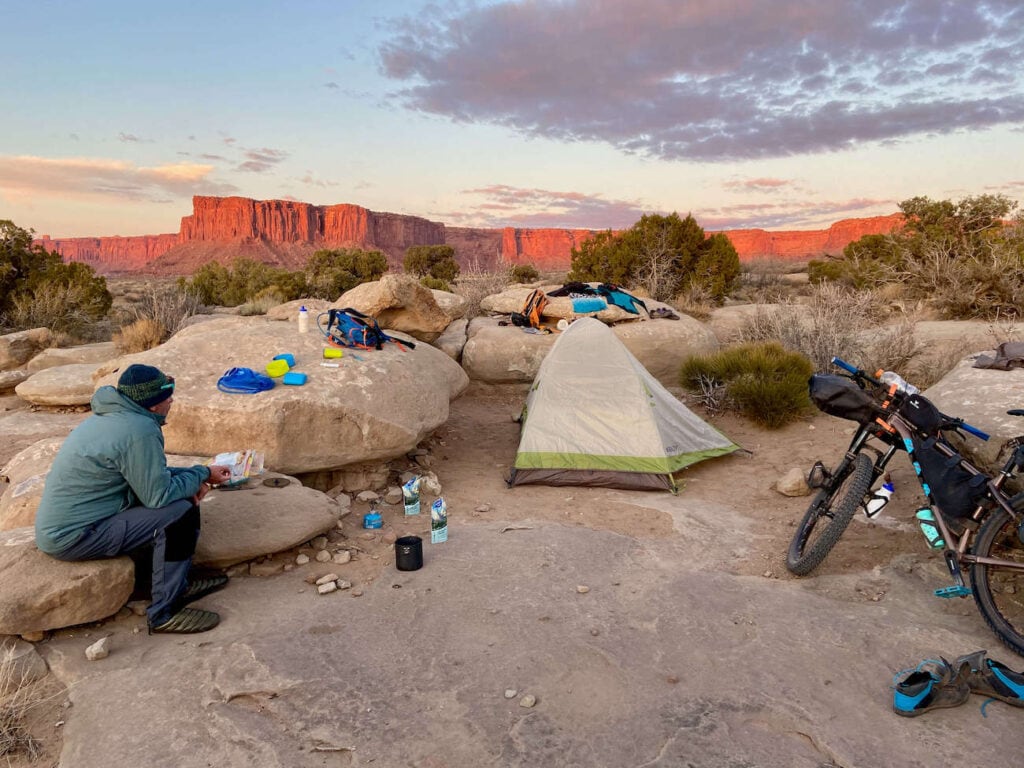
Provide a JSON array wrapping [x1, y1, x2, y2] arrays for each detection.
[[317, 582, 338, 595], [576, 585, 590, 594], [315, 550, 332, 563], [475, 504, 492, 513], [357, 490, 380, 502], [337, 580, 353, 590], [519, 694, 537, 708], [504, 689, 517, 699], [295, 554, 310, 565], [312, 535, 329, 550], [333, 550, 352, 565], [382, 530, 397, 544], [352, 588, 364, 597], [763, 570, 773, 578], [127, 600, 148, 617], [85, 637, 110, 661], [316, 573, 340, 586], [590, 629, 600, 636]]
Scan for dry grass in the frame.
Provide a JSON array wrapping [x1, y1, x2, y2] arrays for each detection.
[[0, 648, 46, 763], [113, 317, 167, 354], [673, 283, 715, 320], [3, 284, 98, 336]]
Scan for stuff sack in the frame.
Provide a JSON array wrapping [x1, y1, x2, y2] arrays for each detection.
[[912, 434, 989, 519], [808, 374, 878, 424], [897, 393, 945, 436], [322, 307, 415, 351]]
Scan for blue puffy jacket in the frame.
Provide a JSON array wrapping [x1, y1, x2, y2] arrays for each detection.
[[35, 386, 210, 555]]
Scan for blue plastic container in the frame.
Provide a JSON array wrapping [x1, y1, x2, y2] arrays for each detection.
[[282, 371, 307, 386], [273, 353, 296, 367], [362, 511, 383, 529]]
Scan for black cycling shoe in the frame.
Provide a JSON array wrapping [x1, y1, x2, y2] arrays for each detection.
[[181, 574, 229, 605]]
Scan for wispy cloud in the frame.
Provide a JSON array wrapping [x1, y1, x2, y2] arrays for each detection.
[[0, 155, 238, 203], [723, 177, 796, 192], [118, 132, 144, 143], [698, 197, 894, 229], [236, 147, 289, 173], [443, 185, 649, 228], [379, 0, 1024, 161]]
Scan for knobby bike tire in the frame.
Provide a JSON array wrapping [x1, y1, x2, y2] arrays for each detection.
[[970, 495, 1024, 658], [786, 453, 873, 576]]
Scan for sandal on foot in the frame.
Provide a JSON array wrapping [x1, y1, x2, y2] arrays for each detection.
[[181, 574, 229, 605], [148, 607, 220, 635], [892, 657, 970, 717], [955, 650, 1024, 706]]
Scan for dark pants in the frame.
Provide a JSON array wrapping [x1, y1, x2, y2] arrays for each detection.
[[53, 499, 200, 626]]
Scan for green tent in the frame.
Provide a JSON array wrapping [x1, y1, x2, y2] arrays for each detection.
[[509, 317, 738, 491]]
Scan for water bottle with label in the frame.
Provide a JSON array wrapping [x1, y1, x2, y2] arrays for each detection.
[[298, 305, 309, 334], [879, 371, 919, 395]]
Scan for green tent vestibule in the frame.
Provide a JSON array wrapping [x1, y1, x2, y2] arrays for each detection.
[[508, 317, 739, 492]]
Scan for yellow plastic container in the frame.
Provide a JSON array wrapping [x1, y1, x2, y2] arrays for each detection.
[[265, 359, 290, 378], [323, 347, 343, 359]]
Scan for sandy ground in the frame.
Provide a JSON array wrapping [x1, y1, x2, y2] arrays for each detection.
[[5, 386, 1022, 767]]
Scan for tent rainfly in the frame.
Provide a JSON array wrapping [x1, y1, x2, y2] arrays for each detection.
[[508, 317, 738, 491]]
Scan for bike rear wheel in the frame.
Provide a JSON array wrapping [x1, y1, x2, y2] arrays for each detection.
[[786, 453, 873, 575], [971, 497, 1024, 658]]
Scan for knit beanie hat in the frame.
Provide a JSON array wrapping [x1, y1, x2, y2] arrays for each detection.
[[117, 364, 174, 408]]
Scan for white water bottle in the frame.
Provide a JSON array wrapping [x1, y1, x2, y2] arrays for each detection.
[[879, 371, 919, 395], [866, 480, 894, 518], [298, 305, 309, 334]]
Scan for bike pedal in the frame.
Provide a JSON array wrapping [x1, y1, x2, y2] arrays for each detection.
[[933, 585, 972, 599]]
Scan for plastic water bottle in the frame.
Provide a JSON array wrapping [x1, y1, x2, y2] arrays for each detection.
[[866, 481, 894, 518], [879, 371, 919, 395], [298, 305, 309, 334]]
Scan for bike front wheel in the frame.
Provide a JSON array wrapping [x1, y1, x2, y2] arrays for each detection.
[[970, 496, 1024, 658], [786, 453, 873, 576]]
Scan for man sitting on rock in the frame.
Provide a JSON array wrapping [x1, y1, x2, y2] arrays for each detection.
[[34, 364, 232, 634]]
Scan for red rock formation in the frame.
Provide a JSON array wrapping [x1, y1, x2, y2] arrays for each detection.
[[35, 196, 905, 275], [35, 234, 179, 273]]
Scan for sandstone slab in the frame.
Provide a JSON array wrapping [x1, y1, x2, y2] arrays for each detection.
[[0, 328, 51, 372], [15, 362, 101, 406], [480, 285, 638, 324], [26, 342, 120, 373], [0, 527, 134, 635], [0, 368, 30, 392], [0, 636, 49, 685], [462, 315, 719, 386], [430, 289, 469, 320], [93, 316, 468, 475], [0, 437, 65, 531], [194, 472, 342, 569], [923, 353, 1024, 471], [0, 408, 86, 470]]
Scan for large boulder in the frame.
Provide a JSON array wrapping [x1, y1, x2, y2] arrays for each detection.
[[26, 341, 120, 373], [923, 353, 1024, 470], [338, 274, 455, 343], [194, 472, 342, 568], [0, 369, 31, 393], [430, 289, 469, 320], [14, 362, 101, 406], [0, 527, 134, 635], [0, 328, 51, 372], [0, 437, 65, 531], [461, 315, 720, 386], [433, 318, 469, 361], [0, 409, 86, 471], [93, 316, 468, 475]]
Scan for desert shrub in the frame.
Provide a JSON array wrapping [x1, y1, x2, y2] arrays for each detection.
[[510, 264, 540, 283], [420, 276, 450, 292], [113, 317, 166, 353], [404, 245, 460, 283], [4, 278, 110, 335], [673, 282, 715, 320], [180, 258, 307, 306], [568, 213, 740, 303], [305, 248, 386, 299], [125, 284, 202, 338], [451, 258, 514, 318], [680, 341, 814, 428]]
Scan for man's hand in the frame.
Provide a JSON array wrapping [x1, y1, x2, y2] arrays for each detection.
[[207, 465, 232, 485], [193, 482, 211, 505]]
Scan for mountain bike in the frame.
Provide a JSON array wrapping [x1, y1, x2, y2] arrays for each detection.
[[786, 357, 1024, 656]]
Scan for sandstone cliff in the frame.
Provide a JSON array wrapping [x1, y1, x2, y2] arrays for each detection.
[[36, 196, 904, 275]]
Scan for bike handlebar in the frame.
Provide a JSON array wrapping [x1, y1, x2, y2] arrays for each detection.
[[829, 356, 989, 441]]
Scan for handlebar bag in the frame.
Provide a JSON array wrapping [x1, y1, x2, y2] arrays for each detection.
[[912, 434, 989, 519], [808, 374, 878, 424], [897, 393, 945, 436]]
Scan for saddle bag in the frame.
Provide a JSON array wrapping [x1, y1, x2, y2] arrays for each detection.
[[912, 434, 989, 519]]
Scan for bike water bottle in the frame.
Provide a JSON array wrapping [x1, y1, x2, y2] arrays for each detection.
[[866, 481, 894, 518], [879, 371, 920, 395], [915, 508, 945, 549], [298, 305, 309, 334]]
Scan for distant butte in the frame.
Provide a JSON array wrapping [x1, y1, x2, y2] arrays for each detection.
[[34, 195, 904, 276]]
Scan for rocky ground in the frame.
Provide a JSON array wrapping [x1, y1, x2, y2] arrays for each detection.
[[5, 386, 1024, 767]]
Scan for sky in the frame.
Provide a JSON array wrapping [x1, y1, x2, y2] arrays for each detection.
[[2, 0, 1023, 238]]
